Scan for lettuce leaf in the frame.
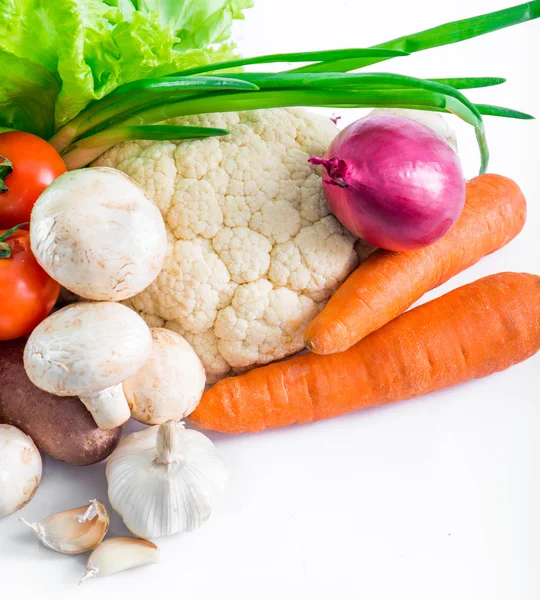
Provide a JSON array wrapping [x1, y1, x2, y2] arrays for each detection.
[[0, 51, 60, 139], [0, 0, 249, 138], [104, 0, 253, 49]]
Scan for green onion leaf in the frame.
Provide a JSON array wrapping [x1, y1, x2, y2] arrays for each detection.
[[429, 77, 506, 90], [171, 49, 410, 77], [69, 125, 229, 148], [94, 73, 489, 173], [61, 125, 230, 170], [50, 76, 258, 152], [476, 104, 535, 119], [212, 72, 506, 93], [292, 1, 540, 72], [105, 76, 259, 101]]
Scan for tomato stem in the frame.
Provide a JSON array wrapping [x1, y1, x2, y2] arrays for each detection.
[[0, 155, 13, 193], [0, 223, 29, 258]]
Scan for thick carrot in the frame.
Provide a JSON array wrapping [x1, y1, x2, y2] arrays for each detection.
[[191, 272, 540, 433], [305, 174, 527, 355]]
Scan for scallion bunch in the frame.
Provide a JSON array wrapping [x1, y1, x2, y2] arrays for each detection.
[[46, 1, 540, 171]]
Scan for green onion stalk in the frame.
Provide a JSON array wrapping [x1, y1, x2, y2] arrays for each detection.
[[50, 1, 540, 173]]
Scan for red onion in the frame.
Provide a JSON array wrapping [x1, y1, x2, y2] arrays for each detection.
[[310, 114, 466, 251]]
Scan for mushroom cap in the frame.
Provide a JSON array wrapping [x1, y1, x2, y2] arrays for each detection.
[[124, 328, 206, 424], [30, 167, 167, 301], [24, 302, 153, 396], [0, 424, 42, 519]]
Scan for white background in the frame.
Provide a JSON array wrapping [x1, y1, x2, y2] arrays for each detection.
[[1, 1, 539, 598]]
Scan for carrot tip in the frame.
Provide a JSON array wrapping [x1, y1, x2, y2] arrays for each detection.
[[305, 337, 338, 355], [305, 338, 316, 352]]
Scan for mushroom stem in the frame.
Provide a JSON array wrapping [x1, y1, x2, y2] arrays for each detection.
[[156, 422, 184, 465], [79, 385, 131, 430]]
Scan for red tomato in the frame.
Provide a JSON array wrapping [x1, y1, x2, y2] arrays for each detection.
[[0, 227, 60, 340], [0, 131, 66, 229]]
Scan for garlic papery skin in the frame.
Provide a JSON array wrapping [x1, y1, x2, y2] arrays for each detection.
[[106, 421, 227, 538], [20, 500, 109, 554], [0, 425, 42, 519], [80, 537, 160, 584]]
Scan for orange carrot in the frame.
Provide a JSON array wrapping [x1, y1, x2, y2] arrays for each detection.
[[305, 174, 527, 355], [191, 272, 540, 433]]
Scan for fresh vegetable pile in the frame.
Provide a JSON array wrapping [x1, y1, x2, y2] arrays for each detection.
[[0, 0, 539, 585]]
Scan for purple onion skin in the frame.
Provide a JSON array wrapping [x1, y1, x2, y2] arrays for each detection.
[[311, 115, 466, 251]]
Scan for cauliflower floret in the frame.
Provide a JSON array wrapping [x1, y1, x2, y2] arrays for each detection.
[[94, 108, 359, 382], [167, 179, 223, 240], [212, 227, 272, 284], [250, 200, 302, 244], [269, 216, 358, 303], [214, 280, 318, 368], [130, 237, 235, 333]]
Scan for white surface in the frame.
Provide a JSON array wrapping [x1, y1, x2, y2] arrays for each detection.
[[1, 1, 539, 598]]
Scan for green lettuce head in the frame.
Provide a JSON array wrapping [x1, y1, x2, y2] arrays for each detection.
[[0, 0, 252, 138]]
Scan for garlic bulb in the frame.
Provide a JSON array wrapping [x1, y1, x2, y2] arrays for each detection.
[[0, 425, 42, 518], [21, 500, 109, 553], [106, 422, 227, 538], [81, 537, 160, 584]]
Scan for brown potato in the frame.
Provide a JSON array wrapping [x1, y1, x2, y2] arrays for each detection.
[[0, 338, 122, 465]]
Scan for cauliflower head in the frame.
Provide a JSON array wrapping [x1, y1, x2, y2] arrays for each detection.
[[93, 108, 360, 382]]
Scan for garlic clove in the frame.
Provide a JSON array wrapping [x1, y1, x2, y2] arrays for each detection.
[[80, 537, 160, 584], [20, 499, 109, 554]]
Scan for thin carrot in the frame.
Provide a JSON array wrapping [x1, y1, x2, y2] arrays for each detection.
[[305, 174, 527, 355], [191, 272, 540, 433]]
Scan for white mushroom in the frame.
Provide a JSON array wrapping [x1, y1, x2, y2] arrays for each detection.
[[123, 328, 206, 425], [24, 302, 153, 430], [30, 167, 167, 301], [0, 425, 42, 519]]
